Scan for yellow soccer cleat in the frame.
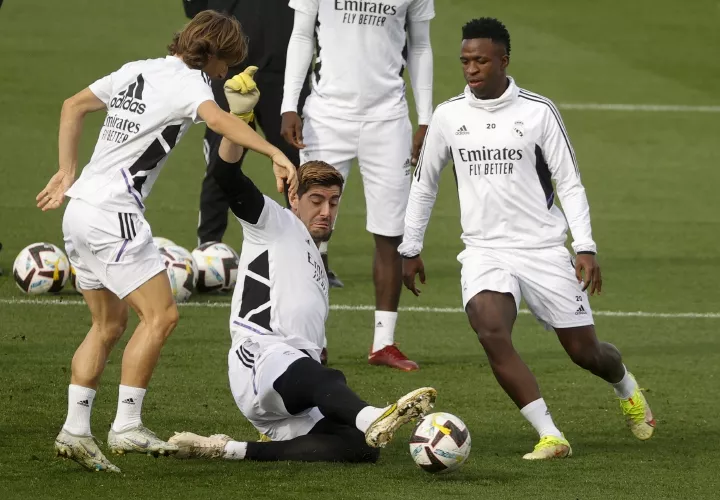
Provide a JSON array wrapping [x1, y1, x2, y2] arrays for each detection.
[[619, 374, 656, 440], [522, 435, 572, 460]]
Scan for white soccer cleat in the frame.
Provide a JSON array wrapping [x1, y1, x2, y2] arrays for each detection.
[[54, 429, 121, 473], [168, 432, 233, 459], [107, 425, 178, 457], [365, 387, 437, 448]]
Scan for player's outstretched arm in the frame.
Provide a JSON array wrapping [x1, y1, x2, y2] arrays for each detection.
[[398, 113, 451, 295], [211, 138, 266, 224], [37, 88, 106, 211], [540, 102, 601, 294], [280, 8, 316, 149], [199, 101, 298, 198], [406, 18, 434, 165]]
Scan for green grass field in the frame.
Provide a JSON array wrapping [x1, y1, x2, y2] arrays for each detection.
[[2, 0, 720, 498]]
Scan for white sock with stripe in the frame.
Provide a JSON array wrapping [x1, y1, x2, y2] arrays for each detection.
[[611, 366, 637, 399], [372, 311, 397, 352], [62, 384, 96, 436], [520, 398, 563, 439], [111, 385, 146, 432]]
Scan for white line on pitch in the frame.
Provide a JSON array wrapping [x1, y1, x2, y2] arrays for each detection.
[[558, 103, 720, 113], [2, 297, 719, 319]]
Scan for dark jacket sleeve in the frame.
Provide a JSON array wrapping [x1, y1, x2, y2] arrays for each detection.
[[183, 0, 209, 19], [210, 156, 266, 224]]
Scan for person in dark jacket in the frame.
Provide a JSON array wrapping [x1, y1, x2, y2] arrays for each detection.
[[185, 1, 345, 288]]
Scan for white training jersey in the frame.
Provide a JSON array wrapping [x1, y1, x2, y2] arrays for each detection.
[[229, 196, 329, 360], [65, 56, 215, 214], [400, 77, 597, 257], [289, 0, 434, 121]]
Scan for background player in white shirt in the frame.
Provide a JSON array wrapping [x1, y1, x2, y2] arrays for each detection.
[[36, 11, 298, 473], [399, 18, 656, 460], [279, 0, 435, 371], [168, 133, 436, 462]]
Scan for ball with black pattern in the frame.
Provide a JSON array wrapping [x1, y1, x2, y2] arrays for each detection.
[[408, 412, 471, 474]]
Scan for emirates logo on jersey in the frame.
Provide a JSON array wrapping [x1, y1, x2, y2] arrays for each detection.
[[336, 0, 397, 27]]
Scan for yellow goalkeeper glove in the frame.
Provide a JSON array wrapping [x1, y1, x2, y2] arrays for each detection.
[[224, 66, 260, 124]]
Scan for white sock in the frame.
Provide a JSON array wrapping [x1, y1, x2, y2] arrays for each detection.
[[372, 311, 397, 352], [223, 441, 248, 460], [355, 405, 387, 433], [319, 241, 329, 254], [111, 385, 147, 432], [611, 366, 637, 399], [62, 384, 96, 436], [520, 398, 563, 439]]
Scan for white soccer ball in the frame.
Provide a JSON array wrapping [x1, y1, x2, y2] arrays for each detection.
[[191, 242, 239, 292], [13, 242, 70, 294], [153, 237, 176, 249], [409, 412, 471, 474], [159, 245, 197, 303]]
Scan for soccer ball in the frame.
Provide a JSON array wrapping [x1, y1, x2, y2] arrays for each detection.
[[191, 242, 239, 292], [153, 236, 176, 249], [159, 245, 198, 302], [13, 242, 70, 294], [409, 412, 471, 474]]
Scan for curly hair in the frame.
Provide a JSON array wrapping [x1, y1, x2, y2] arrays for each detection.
[[462, 17, 511, 56], [168, 10, 248, 69], [298, 161, 345, 198]]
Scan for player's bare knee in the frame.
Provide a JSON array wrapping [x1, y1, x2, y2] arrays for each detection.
[[475, 324, 512, 352], [92, 311, 128, 346], [148, 304, 179, 339], [566, 342, 603, 371]]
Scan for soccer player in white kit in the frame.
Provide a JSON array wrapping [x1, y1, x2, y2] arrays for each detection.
[[36, 11, 299, 473], [279, 0, 436, 371], [400, 18, 656, 460], [168, 132, 437, 462]]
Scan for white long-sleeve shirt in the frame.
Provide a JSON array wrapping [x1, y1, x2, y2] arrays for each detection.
[[281, 0, 434, 124], [398, 77, 597, 257]]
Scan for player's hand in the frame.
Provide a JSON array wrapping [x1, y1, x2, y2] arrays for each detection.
[[36, 170, 74, 211], [402, 255, 426, 297], [281, 111, 305, 150], [271, 150, 298, 199], [575, 253, 602, 296], [411, 125, 428, 166], [224, 66, 260, 124]]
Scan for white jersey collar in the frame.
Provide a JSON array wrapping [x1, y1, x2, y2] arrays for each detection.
[[464, 76, 518, 112]]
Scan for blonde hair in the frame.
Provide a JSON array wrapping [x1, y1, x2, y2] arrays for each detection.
[[168, 10, 247, 69], [298, 161, 344, 198]]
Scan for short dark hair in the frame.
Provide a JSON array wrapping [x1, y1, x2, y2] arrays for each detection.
[[462, 18, 511, 56], [298, 161, 344, 198]]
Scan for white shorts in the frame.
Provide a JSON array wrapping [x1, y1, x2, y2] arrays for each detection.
[[62, 198, 166, 299], [459, 246, 594, 330], [300, 113, 412, 237], [228, 338, 324, 441]]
